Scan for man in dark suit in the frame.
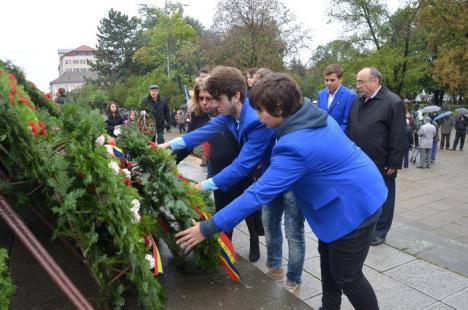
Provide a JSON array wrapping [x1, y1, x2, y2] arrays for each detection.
[[346, 67, 406, 246], [317, 64, 356, 131], [142, 84, 170, 144]]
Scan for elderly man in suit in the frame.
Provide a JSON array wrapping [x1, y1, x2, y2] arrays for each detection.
[[317, 64, 356, 131], [347, 67, 406, 246]]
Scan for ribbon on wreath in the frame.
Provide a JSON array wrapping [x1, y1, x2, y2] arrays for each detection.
[[145, 234, 163, 275], [195, 207, 240, 282]]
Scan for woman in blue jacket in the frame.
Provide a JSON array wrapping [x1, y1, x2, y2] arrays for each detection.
[[176, 73, 386, 310]]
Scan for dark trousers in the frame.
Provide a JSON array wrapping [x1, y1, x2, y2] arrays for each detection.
[[319, 224, 379, 310], [453, 131, 466, 150], [440, 133, 451, 149], [402, 148, 409, 168], [155, 126, 165, 144], [373, 175, 395, 239]]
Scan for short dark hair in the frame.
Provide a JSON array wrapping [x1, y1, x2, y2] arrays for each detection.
[[206, 66, 246, 102], [251, 73, 303, 118], [57, 87, 66, 96], [323, 64, 344, 78], [254, 68, 273, 81]]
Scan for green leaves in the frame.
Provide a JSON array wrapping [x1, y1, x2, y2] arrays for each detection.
[[0, 249, 15, 310]]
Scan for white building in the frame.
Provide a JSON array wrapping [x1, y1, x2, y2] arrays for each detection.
[[50, 45, 99, 94]]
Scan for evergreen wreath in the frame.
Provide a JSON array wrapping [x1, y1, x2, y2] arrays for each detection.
[[0, 62, 221, 309]]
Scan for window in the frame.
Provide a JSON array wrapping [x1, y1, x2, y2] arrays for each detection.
[[73, 68, 79, 72], [80, 68, 87, 71], [66, 68, 72, 72], [80, 60, 86, 64], [65, 60, 71, 64], [73, 60, 79, 64]]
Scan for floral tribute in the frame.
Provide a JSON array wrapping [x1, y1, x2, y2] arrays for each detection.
[[0, 61, 229, 309]]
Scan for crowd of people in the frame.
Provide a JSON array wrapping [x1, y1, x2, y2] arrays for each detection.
[[54, 63, 466, 310]]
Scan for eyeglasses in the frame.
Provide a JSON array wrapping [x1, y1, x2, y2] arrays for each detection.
[[198, 96, 212, 102], [356, 78, 375, 86]]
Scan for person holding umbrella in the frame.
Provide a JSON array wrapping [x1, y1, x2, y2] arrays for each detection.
[[452, 114, 466, 151], [437, 112, 454, 150]]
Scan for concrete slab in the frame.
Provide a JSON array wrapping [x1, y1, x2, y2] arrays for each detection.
[[441, 287, 468, 310], [422, 302, 456, 309], [385, 260, 468, 300], [365, 244, 416, 272]]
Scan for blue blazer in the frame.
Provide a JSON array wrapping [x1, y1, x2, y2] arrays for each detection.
[[212, 115, 387, 243], [183, 98, 275, 191], [317, 85, 356, 130]]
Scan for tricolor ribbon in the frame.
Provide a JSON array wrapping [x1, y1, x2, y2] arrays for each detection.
[[194, 208, 240, 282], [145, 234, 163, 275]]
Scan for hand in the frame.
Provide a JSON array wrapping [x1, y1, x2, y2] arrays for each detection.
[[175, 220, 205, 253], [159, 142, 171, 149], [386, 168, 397, 176], [194, 182, 203, 191]]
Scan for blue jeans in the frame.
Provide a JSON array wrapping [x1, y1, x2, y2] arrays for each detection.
[[431, 141, 437, 161], [263, 191, 305, 283]]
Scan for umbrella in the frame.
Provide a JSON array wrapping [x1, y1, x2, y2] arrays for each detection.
[[422, 105, 441, 113], [433, 111, 452, 122], [454, 107, 468, 113]]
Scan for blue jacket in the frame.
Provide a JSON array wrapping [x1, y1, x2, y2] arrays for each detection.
[[317, 85, 356, 131], [183, 98, 275, 191], [210, 102, 387, 243]]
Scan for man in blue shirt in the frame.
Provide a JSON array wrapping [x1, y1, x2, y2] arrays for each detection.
[[316, 64, 356, 131]]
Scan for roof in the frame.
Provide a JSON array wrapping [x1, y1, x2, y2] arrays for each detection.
[[62, 45, 97, 57], [49, 71, 99, 85]]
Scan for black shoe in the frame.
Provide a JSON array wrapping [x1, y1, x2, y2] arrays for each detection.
[[370, 236, 385, 246], [416, 166, 425, 169], [426, 165, 431, 169], [249, 239, 260, 262]]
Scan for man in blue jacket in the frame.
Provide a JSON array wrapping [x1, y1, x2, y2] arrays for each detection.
[[176, 73, 386, 310], [317, 64, 356, 131], [160, 66, 275, 262]]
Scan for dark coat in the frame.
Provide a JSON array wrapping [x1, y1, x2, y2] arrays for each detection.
[[455, 117, 466, 133], [106, 114, 124, 137], [142, 95, 170, 128], [346, 86, 406, 174]]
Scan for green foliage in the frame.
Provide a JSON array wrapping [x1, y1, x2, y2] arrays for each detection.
[[94, 8, 141, 84], [67, 82, 109, 111], [0, 249, 15, 310], [119, 127, 220, 271]]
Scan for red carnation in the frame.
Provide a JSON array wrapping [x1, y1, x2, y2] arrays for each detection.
[[28, 120, 38, 136], [124, 177, 132, 186], [8, 93, 15, 105], [39, 121, 47, 136], [148, 141, 158, 150]]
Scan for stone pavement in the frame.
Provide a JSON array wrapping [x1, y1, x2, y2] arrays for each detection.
[[176, 138, 468, 310]]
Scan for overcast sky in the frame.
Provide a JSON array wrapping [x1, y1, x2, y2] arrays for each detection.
[[0, 0, 400, 92]]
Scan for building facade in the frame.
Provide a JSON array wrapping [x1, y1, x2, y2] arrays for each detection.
[[50, 45, 98, 94]]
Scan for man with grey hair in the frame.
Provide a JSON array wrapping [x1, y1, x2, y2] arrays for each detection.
[[346, 67, 406, 246]]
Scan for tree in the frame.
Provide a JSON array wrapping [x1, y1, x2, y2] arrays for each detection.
[[210, 0, 310, 70], [93, 9, 141, 84], [418, 0, 467, 103]]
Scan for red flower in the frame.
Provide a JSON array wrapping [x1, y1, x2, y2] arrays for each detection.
[[177, 175, 190, 184], [28, 120, 38, 136], [124, 177, 132, 186], [143, 234, 152, 248], [39, 121, 47, 136], [7, 73, 16, 81], [119, 157, 127, 169], [8, 93, 15, 105], [9, 82, 16, 95], [19, 96, 35, 110], [148, 141, 158, 150], [43, 93, 53, 100]]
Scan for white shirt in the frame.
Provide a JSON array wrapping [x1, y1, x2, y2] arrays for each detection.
[[327, 85, 341, 109]]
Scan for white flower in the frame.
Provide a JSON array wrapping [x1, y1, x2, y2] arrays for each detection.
[[141, 110, 147, 116], [95, 135, 105, 145], [113, 126, 121, 136], [122, 169, 131, 179], [108, 161, 120, 174], [145, 254, 155, 269], [104, 144, 114, 156], [130, 199, 141, 223]]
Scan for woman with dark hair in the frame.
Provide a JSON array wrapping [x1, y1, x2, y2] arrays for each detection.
[[105, 101, 124, 137], [245, 68, 258, 98]]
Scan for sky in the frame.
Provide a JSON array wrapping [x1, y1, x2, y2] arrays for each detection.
[[0, 0, 400, 92]]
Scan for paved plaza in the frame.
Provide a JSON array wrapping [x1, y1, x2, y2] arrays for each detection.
[[176, 134, 468, 310]]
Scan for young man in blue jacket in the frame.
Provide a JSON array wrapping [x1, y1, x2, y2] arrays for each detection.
[[160, 66, 275, 262], [176, 73, 386, 310], [317, 64, 356, 131]]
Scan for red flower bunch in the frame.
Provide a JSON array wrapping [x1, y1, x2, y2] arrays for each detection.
[[28, 120, 38, 136], [38, 121, 47, 136], [148, 141, 158, 150]]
